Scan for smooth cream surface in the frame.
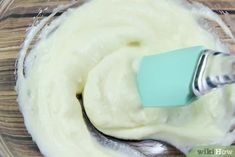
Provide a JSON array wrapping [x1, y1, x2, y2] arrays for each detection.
[[17, 0, 235, 157]]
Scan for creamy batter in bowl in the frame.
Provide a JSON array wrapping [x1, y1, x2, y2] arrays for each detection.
[[16, 0, 235, 157]]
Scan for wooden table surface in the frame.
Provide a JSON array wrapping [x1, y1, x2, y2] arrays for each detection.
[[0, 0, 235, 157]]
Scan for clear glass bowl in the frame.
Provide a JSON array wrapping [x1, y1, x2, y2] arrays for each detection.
[[0, 0, 234, 157]]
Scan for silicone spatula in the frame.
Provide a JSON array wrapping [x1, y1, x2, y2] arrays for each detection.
[[137, 46, 235, 107]]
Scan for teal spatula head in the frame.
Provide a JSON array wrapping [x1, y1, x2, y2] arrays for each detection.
[[137, 46, 204, 107]]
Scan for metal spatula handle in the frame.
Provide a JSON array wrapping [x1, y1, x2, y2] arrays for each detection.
[[193, 50, 235, 96]]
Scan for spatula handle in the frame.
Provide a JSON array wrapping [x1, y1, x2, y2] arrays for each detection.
[[193, 50, 235, 96]]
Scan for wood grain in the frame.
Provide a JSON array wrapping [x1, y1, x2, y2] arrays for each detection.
[[0, 0, 235, 157]]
